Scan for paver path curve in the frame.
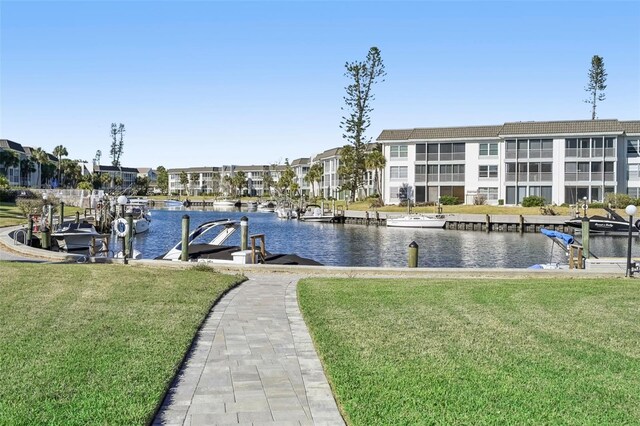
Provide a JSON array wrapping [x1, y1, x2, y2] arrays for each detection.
[[154, 273, 345, 426]]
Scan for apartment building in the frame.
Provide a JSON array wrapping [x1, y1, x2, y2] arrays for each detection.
[[167, 167, 222, 195], [377, 119, 640, 206]]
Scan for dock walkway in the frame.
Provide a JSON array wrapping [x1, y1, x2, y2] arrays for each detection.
[[153, 273, 344, 426]]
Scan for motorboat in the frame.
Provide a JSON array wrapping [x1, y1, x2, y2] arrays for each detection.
[[163, 199, 184, 208], [257, 201, 276, 213], [159, 219, 321, 265], [298, 204, 337, 223], [528, 228, 576, 269], [564, 207, 639, 235], [51, 222, 103, 250], [242, 201, 258, 210], [276, 201, 298, 219], [213, 199, 241, 208], [386, 214, 447, 228], [113, 200, 151, 234]]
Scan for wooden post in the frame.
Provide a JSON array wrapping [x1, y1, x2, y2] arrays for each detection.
[[41, 228, 50, 250], [181, 214, 190, 261], [240, 216, 248, 250], [75, 211, 80, 224], [125, 213, 134, 259], [519, 215, 524, 234], [27, 215, 33, 245], [59, 201, 65, 226], [581, 217, 590, 259], [408, 241, 418, 268], [485, 214, 491, 233], [90, 236, 96, 257]]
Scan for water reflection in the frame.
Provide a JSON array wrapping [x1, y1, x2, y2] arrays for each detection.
[[124, 208, 640, 268]]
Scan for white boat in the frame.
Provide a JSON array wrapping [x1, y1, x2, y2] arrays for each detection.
[[163, 199, 184, 208], [113, 203, 151, 234], [213, 199, 240, 208], [257, 201, 276, 213], [52, 222, 103, 250], [386, 214, 447, 228], [299, 204, 337, 223]]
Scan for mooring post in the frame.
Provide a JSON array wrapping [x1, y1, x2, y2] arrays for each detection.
[[27, 215, 33, 246], [485, 214, 491, 233], [75, 211, 80, 224], [240, 216, 249, 250], [48, 206, 54, 233], [408, 241, 419, 268], [519, 215, 524, 234], [581, 216, 590, 261], [180, 214, 190, 262], [125, 213, 134, 259], [59, 201, 65, 227], [41, 227, 50, 250], [90, 236, 96, 257]]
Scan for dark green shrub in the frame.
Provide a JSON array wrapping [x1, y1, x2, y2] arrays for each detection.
[[604, 193, 633, 208], [522, 196, 546, 207], [498, 199, 504, 205], [439, 195, 459, 205], [0, 189, 18, 202]]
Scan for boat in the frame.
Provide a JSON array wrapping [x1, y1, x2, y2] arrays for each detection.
[[213, 199, 241, 208], [276, 201, 298, 219], [51, 222, 103, 250], [159, 219, 321, 265], [242, 201, 258, 210], [257, 201, 276, 213], [564, 207, 639, 235], [528, 228, 576, 269], [163, 199, 184, 208], [298, 204, 337, 223], [386, 214, 447, 228]]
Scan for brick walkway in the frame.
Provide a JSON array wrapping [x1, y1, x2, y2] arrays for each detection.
[[153, 274, 344, 426]]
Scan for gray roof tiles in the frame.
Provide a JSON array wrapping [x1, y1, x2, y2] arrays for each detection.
[[378, 119, 639, 141]]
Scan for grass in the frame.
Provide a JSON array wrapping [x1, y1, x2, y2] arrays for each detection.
[[0, 202, 86, 228], [0, 263, 243, 425], [298, 278, 640, 425]]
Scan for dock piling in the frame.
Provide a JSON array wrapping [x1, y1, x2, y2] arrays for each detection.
[[581, 217, 590, 259], [408, 241, 419, 268], [181, 215, 190, 262], [27, 215, 33, 246], [240, 216, 248, 250]]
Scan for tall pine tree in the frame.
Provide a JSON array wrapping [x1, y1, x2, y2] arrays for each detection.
[[584, 55, 607, 120]]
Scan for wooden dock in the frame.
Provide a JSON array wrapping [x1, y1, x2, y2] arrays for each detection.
[[339, 211, 573, 233]]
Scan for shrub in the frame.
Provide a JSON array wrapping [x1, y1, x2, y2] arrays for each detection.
[[473, 194, 487, 205], [369, 198, 384, 208], [439, 195, 459, 205], [0, 189, 18, 202], [604, 193, 633, 209], [498, 199, 504, 205], [16, 198, 45, 218], [522, 196, 546, 207]]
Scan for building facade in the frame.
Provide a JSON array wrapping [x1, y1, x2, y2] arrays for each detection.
[[377, 119, 640, 206]]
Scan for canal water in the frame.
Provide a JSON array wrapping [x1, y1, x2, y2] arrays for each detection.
[[123, 208, 640, 268]]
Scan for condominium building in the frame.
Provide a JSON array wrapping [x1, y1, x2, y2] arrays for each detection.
[[377, 119, 640, 206]]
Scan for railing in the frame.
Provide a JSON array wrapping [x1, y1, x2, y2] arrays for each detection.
[[250, 234, 266, 264]]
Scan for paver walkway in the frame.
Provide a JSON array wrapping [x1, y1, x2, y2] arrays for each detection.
[[154, 274, 345, 426]]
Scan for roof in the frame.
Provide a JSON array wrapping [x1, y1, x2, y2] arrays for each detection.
[[313, 147, 342, 161], [501, 119, 623, 136], [94, 165, 139, 173], [0, 139, 26, 153], [622, 120, 640, 135], [377, 119, 640, 141], [290, 157, 310, 166], [167, 166, 221, 173]]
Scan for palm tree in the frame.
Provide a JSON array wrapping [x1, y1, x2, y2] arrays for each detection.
[[52, 145, 68, 187], [32, 147, 50, 188], [366, 146, 386, 198], [20, 158, 36, 187], [0, 150, 20, 179], [304, 162, 323, 198]]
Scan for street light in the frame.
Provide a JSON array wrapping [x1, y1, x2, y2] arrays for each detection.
[[625, 204, 637, 277], [117, 195, 128, 219], [582, 196, 588, 217]]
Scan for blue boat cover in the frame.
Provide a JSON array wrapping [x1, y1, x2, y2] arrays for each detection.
[[540, 228, 574, 247]]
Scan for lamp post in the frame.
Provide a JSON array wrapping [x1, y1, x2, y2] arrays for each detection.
[[625, 204, 637, 277], [582, 196, 588, 217]]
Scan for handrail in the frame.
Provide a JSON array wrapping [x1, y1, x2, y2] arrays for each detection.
[[250, 234, 266, 264]]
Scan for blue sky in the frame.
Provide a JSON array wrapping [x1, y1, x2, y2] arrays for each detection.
[[1, 1, 639, 168]]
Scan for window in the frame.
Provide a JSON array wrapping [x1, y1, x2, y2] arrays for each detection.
[[390, 166, 407, 179], [628, 140, 640, 158], [629, 164, 640, 179], [505, 140, 517, 159], [415, 165, 426, 182], [479, 143, 499, 156], [427, 165, 438, 181], [390, 145, 408, 158], [427, 144, 438, 161], [479, 165, 498, 178], [389, 186, 399, 200], [478, 187, 498, 200], [416, 144, 426, 161]]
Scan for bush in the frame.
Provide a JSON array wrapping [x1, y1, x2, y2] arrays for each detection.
[[369, 198, 384, 208], [473, 194, 487, 205], [498, 199, 504, 205], [16, 198, 45, 218], [522, 196, 546, 207], [0, 189, 18, 202], [604, 193, 634, 209], [439, 195, 459, 205]]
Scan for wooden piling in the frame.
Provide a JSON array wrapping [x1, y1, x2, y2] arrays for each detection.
[[519, 215, 524, 234], [125, 213, 134, 259], [581, 217, 590, 259], [408, 241, 418, 268], [59, 202, 65, 226], [181, 215, 190, 262], [240, 216, 248, 250], [27, 215, 33, 245], [485, 214, 490, 232], [75, 211, 80, 224]]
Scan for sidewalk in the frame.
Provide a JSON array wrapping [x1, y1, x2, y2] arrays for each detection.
[[153, 274, 345, 426]]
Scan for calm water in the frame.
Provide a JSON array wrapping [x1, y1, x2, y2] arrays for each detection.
[[121, 208, 640, 268]]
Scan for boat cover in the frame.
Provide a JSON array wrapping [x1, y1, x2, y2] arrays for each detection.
[[540, 228, 574, 247]]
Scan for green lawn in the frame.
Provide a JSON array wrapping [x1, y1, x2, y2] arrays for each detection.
[[299, 278, 640, 425], [0, 263, 243, 425], [1, 202, 85, 228]]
